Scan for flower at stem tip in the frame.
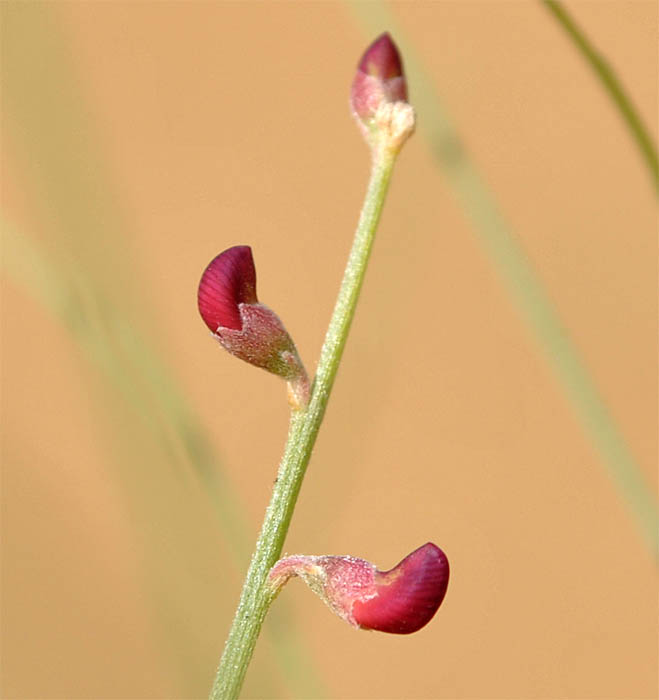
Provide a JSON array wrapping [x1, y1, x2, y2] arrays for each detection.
[[350, 32, 415, 155], [268, 542, 449, 634], [198, 245, 309, 408]]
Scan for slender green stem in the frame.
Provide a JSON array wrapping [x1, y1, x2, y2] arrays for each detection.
[[3, 216, 327, 697], [209, 153, 397, 699], [542, 0, 659, 192]]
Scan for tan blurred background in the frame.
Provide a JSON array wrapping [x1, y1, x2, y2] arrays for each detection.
[[1, 1, 657, 698]]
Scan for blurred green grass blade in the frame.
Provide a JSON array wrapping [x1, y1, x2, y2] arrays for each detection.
[[2, 221, 244, 548], [347, 2, 658, 555], [1, 1, 327, 689], [1, 3, 130, 297], [0, 2, 245, 547], [542, 0, 659, 194], [3, 218, 327, 698]]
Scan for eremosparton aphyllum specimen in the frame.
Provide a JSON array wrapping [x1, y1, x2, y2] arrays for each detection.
[[201, 33, 450, 700]]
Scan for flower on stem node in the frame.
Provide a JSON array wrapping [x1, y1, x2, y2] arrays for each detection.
[[350, 32, 415, 155], [198, 245, 309, 408], [268, 542, 449, 634]]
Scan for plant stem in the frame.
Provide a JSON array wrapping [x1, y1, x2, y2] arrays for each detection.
[[210, 152, 397, 699], [542, 0, 659, 193]]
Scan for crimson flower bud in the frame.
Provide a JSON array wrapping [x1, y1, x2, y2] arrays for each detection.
[[268, 542, 449, 634], [350, 33, 415, 153], [198, 246, 309, 407], [351, 33, 407, 122]]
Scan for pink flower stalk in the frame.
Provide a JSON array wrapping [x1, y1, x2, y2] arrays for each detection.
[[350, 33, 414, 152], [268, 542, 449, 634], [198, 246, 309, 407]]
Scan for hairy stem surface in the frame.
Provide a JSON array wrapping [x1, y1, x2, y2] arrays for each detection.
[[210, 152, 397, 699]]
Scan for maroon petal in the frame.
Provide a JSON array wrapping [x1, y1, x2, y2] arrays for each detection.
[[352, 543, 449, 634], [357, 32, 405, 83], [350, 33, 408, 124], [269, 542, 449, 635], [198, 245, 258, 332]]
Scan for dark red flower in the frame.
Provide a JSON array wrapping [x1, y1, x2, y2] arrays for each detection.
[[352, 542, 449, 634], [350, 33, 408, 125], [198, 246, 309, 406], [269, 542, 449, 635], [198, 245, 257, 332]]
